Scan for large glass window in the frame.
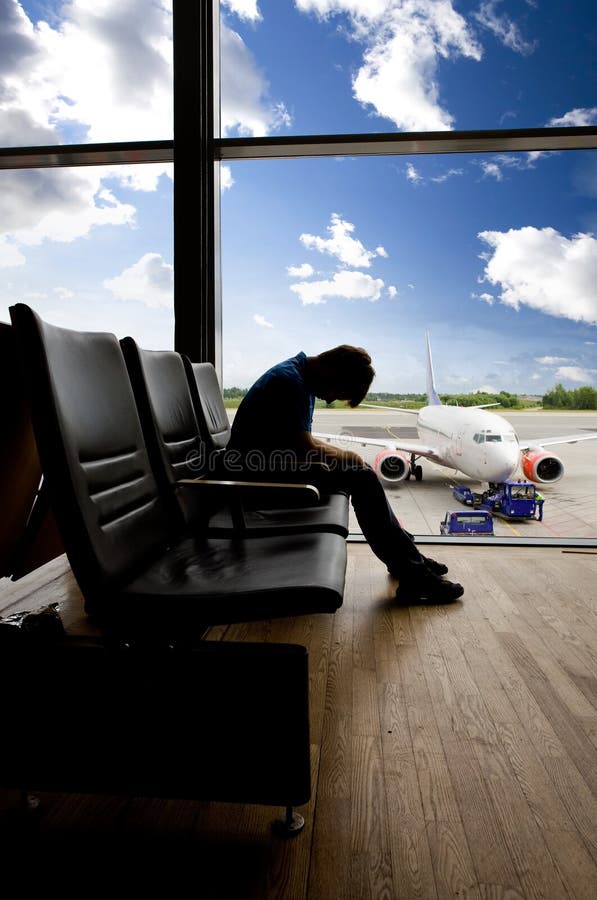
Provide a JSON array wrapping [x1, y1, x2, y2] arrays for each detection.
[[218, 0, 597, 544], [219, 0, 596, 138], [1, 2, 174, 345], [1, 1, 594, 548], [2, 1, 173, 147], [0, 163, 174, 348], [221, 149, 597, 540]]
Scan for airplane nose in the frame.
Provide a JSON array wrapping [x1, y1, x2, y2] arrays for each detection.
[[485, 443, 519, 482]]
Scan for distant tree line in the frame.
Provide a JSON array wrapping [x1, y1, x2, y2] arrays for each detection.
[[223, 387, 247, 399], [543, 383, 597, 409], [224, 384, 597, 410]]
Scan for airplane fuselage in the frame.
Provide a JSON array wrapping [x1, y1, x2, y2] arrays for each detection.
[[417, 404, 521, 483]]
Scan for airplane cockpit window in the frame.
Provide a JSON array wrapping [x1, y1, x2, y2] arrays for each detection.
[[485, 434, 502, 442], [473, 433, 485, 443]]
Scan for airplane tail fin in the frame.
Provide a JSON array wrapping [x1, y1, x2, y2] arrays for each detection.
[[425, 331, 442, 406]]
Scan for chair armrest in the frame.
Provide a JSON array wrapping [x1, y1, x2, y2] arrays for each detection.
[[177, 478, 320, 508]]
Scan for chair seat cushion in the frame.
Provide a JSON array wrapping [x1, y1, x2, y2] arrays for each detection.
[[89, 531, 347, 636]]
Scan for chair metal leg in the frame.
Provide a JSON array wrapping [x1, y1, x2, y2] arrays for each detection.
[[272, 805, 305, 837]]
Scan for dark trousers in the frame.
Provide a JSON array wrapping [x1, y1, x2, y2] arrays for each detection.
[[216, 453, 424, 574], [312, 463, 424, 571]]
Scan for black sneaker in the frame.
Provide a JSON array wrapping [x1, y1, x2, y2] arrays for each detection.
[[421, 555, 449, 576], [396, 571, 464, 604]]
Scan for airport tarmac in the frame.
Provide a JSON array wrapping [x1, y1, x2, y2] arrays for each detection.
[[310, 408, 597, 541]]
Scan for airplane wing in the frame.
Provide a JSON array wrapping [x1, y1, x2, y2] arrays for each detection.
[[313, 431, 445, 462], [519, 432, 597, 451], [361, 403, 418, 414]]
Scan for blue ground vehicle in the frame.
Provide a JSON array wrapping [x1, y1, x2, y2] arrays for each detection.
[[452, 480, 544, 521], [440, 509, 494, 535]]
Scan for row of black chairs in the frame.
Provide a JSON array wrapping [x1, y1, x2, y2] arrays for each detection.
[[1, 304, 349, 832], [11, 304, 349, 637]]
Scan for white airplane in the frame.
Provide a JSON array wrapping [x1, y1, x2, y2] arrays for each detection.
[[315, 332, 597, 486]]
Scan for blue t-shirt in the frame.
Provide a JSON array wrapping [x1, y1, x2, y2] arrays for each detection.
[[230, 352, 314, 454]]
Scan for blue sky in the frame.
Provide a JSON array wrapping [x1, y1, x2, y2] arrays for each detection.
[[1, 1, 596, 394]]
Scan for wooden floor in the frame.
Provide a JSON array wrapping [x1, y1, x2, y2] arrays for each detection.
[[1, 545, 597, 898]]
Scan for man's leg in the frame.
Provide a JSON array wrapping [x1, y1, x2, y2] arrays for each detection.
[[331, 464, 422, 568], [319, 463, 462, 602]]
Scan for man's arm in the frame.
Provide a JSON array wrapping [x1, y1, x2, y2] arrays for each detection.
[[296, 431, 366, 469]]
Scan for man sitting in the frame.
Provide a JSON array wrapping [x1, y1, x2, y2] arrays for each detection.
[[226, 345, 464, 604]]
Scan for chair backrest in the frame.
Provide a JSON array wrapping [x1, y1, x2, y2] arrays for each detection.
[[183, 360, 231, 453], [9, 304, 170, 603], [120, 338, 206, 525]]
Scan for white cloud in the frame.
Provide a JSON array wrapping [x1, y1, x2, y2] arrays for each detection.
[[547, 107, 597, 127], [290, 270, 384, 305], [406, 163, 422, 183], [523, 150, 547, 166], [474, 1, 536, 55], [477, 152, 545, 180], [0, 237, 26, 268], [104, 252, 173, 309], [107, 164, 173, 193], [387, 285, 397, 297], [471, 291, 494, 304], [253, 313, 274, 328], [0, 2, 290, 146], [0, 3, 174, 262], [271, 100, 293, 129], [221, 23, 292, 136], [375, 245, 388, 257], [554, 366, 595, 384], [220, 165, 235, 191], [295, 1, 389, 18], [297, 1, 482, 131], [431, 167, 463, 183], [480, 161, 503, 180], [287, 262, 315, 277], [478, 226, 597, 326], [53, 286, 75, 299], [354, 2, 482, 131], [300, 213, 383, 268], [535, 356, 572, 365], [0, 0, 174, 146], [221, 0, 262, 22], [0, 168, 136, 263]]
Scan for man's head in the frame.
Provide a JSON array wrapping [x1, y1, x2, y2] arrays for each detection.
[[309, 345, 375, 407]]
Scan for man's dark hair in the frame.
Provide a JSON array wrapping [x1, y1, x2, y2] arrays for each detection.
[[316, 345, 375, 407]]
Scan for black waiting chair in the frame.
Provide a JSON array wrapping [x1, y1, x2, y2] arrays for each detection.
[[9, 305, 346, 637], [120, 338, 350, 538], [5, 304, 347, 829]]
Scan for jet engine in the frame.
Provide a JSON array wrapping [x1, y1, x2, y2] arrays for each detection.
[[521, 446, 564, 483], [373, 449, 410, 483]]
